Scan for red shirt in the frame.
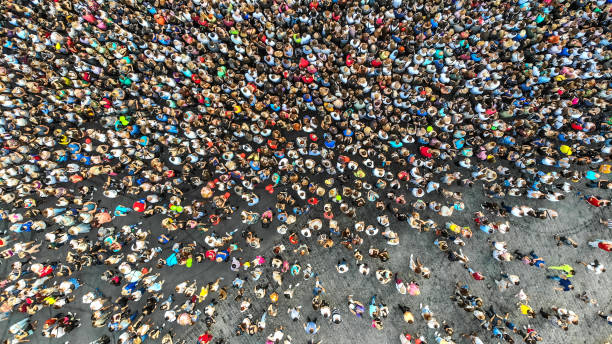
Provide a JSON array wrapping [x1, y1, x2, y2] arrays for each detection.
[[587, 196, 602, 207], [302, 76, 314, 84], [346, 55, 354, 66], [40, 266, 53, 277], [472, 271, 485, 280], [198, 333, 212, 343], [133, 201, 146, 212], [598, 242, 612, 252], [420, 146, 432, 158]]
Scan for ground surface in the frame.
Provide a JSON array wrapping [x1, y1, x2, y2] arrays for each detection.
[[1, 175, 611, 344]]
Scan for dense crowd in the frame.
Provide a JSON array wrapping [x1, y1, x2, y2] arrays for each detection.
[[0, 0, 611, 343]]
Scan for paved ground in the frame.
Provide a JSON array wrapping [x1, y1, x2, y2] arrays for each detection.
[[173, 180, 612, 344], [1, 173, 611, 344]]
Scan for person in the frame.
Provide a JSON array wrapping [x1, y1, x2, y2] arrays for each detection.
[[330, 309, 342, 324], [553, 235, 578, 248], [589, 240, 612, 252], [347, 295, 364, 318], [516, 251, 546, 268], [520, 303, 536, 318], [597, 311, 612, 326], [313, 277, 326, 296], [577, 260, 606, 274], [303, 317, 319, 335], [461, 333, 485, 344], [495, 272, 520, 292], [467, 267, 485, 281], [547, 264, 576, 278], [398, 305, 415, 324], [288, 305, 301, 322], [584, 195, 611, 207], [197, 331, 212, 344], [547, 275, 574, 292]]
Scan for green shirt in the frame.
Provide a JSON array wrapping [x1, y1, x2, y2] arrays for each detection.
[[548, 264, 574, 277]]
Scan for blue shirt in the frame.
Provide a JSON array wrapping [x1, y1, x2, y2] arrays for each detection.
[[586, 170, 598, 181], [305, 321, 318, 334], [559, 278, 572, 291]]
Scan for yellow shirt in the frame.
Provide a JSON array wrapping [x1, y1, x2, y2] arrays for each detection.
[[449, 224, 460, 233], [44, 296, 56, 305], [520, 304, 532, 315]]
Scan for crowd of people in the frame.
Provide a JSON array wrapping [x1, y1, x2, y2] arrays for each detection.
[[0, 0, 611, 343]]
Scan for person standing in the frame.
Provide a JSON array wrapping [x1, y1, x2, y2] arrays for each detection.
[[303, 317, 319, 335]]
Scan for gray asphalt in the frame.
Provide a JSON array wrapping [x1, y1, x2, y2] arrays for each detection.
[[2, 173, 610, 344]]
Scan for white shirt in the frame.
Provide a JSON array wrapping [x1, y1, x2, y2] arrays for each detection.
[[289, 308, 300, 320], [165, 310, 176, 322], [511, 208, 523, 217], [587, 263, 605, 274], [492, 250, 507, 261]]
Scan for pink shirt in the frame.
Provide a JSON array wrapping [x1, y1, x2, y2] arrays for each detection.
[[408, 283, 420, 296]]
